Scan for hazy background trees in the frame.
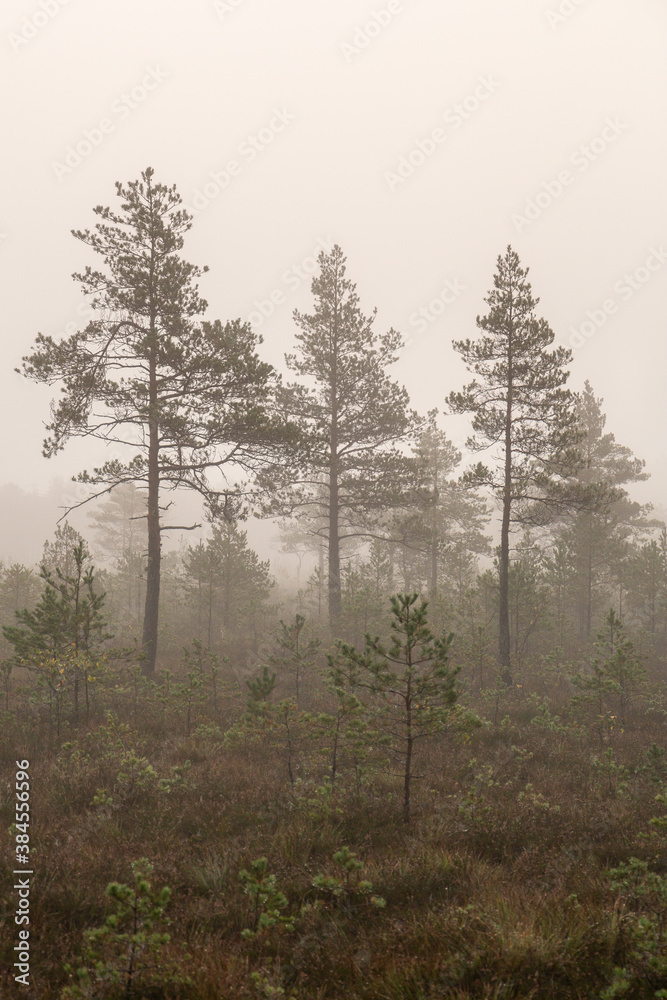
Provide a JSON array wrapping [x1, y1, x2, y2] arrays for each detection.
[[10, 183, 665, 696]]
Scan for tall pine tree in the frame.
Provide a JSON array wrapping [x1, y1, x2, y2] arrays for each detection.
[[19, 168, 292, 674], [268, 245, 420, 628], [448, 246, 585, 679]]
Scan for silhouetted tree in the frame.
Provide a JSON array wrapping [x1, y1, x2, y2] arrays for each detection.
[[268, 245, 419, 628], [448, 247, 585, 680], [20, 168, 293, 673]]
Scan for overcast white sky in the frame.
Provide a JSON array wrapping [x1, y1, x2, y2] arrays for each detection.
[[2, 0, 666, 564]]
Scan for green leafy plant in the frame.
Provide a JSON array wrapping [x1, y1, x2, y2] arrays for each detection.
[[3, 539, 111, 731], [249, 970, 295, 999], [227, 682, 326, 789], [638, 743, 667, 786], [603, 858, 667, 998], [330, 592, 459, 822], [572, 609, 647, 730], [246, 665, 276, 714], [239, 857, 295, 940], [592, 747, 630, 799], [269, 613, 320, 708], [61, 858, 190, 998], [458, 760, 496, 830], [311, 846, 385, 915]]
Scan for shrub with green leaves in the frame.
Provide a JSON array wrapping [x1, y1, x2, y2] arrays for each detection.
[[245, 665, 277, 714], [311, 846, 386, 915], [638, 743, 667, 786], [268, 613, 320, 708], [239, 857, 295, 939], [227, 676, 327, 789], [592, 747, 629, 799], [321, 661, 381, 792], [330, 592, 459, 822], [603, 858, 667, 998], [572, 609, 647, 729], [3, 539, 111, 731], [61, 858, 190, 998], [458, 760, 496, 830]]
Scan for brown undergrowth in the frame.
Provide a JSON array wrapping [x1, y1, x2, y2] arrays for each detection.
[[1, 667, 667, 999]]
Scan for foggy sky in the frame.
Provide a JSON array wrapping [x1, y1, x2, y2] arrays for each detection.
[[2, 0, 666, 564]]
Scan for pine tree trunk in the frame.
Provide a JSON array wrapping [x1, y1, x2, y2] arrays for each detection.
[[430, 491, 439, 598], [142, 271, 161, 675], [403, 692, 413, 824], [140, 197, 162, 677], [142, 415, 161, 675], [499, 356, 513, 684], [329, 469, 342, 625], [403, 733, 412, 824], [499, 494, 512, 682], [430, 452, 439, 598], [331, 715, 341, 787], [207, 570, 213, 649], [318, 541, 324, 618], [586, 517, 593, 638], [328, 375, 342, 625]]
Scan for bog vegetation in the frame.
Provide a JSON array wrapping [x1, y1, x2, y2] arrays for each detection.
[[1, 169, 666, 998]]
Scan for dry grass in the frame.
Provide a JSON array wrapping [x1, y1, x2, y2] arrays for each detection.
[[1, 670, 666, 999]]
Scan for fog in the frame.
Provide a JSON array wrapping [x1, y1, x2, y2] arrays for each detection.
[[5, 9, 667, 993], [2, 0, 665, 564]]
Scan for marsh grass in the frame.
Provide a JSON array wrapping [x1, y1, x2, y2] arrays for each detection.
[[2, 669, 667, 998]]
